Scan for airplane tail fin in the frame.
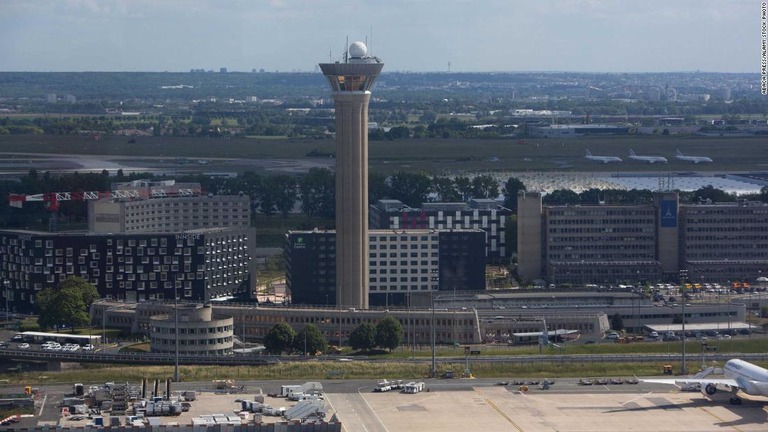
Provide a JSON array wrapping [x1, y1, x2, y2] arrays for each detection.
[[676, 149, 683, 156], [585, 148, 592, 156], [629, 149, 636, 156]]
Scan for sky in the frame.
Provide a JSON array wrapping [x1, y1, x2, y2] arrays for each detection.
[[0, 0, 760, 73]]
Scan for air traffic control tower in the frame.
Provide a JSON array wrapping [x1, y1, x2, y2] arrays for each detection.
[[320, 42, 383, 309]]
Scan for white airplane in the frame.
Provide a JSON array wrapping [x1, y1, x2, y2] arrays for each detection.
[[675, 149, 713, 163], [642, 359, 768, 405], [628, 149, 668, 164], [584, 149, 622, 163]]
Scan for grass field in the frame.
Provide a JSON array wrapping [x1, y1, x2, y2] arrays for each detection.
[[3, 358, 767, 385], [0, 134, 766, 175]]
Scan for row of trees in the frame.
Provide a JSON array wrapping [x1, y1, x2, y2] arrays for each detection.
[[542, 185, 768, 206], [4, 166, 767, 235], [263, 316, 404, 355], [0, 168, 525, 229]]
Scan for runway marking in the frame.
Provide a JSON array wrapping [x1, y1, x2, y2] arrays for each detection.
[[621, 392, 655, 406], [700, 407, 743, 432], [38, 393, 47, 417], [475, 389, 524, 431], [358, 386, 389, 432]]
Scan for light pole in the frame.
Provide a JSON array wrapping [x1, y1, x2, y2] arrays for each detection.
[[173, 278, 180, 382], [679, 269, 688, 375], [431, 293, 437, 378], [3, 280, 9, 320], [452, 283, 457, 348], [102, 306, 107, 346]]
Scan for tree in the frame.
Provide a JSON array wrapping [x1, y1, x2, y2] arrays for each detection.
[[691, 185, 735, 203], [271, 174, 299, 218], [470, 175, 500, 200], [375, 316, 403, 352], [502, 177, 526, 212], [454, 176, 473, 201], [369, 172, 390, 204], [610, 313, 624, 331], [35, 276, 99, 331], [430, 176, 460, 202], [386, 126, 411, 140], [299, 168, 335, 219], [349, 322, 377, 352], [389, 172, 431, 207], [543, 189, 580, 205], [259, 174, 297, 217], [264, 322, 296, 354], [294, 324, 328, 355]]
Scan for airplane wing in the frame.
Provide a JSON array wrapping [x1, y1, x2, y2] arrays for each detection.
[[641, 378, 739, 388]]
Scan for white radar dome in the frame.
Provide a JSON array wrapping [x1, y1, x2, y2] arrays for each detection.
[[349, 41, 367, 58]]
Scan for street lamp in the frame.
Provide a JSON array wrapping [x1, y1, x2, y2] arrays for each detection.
[[679, 269, 688, 375], [173, 278, 180, 382], [431, 293, 437, 378], [3, 280, 9, 320]]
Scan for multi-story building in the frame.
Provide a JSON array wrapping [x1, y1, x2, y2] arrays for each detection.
[[89, 190, 250, 234], [517, 191, 768, 285], [370, 198, 511, 264], [285, 229, 486, 307], [679, 200, 768, 282], [0, 227, 256, 312], [148, 303, 234, 355]]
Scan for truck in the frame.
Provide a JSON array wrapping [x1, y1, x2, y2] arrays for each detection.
[[403, 382, 425, 394], [212, 379, 236, 390], [374, 380, 391, 392], [280, 385, 301, 397]]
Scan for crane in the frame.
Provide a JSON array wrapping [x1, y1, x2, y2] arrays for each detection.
[[9, 187, 202, 211]]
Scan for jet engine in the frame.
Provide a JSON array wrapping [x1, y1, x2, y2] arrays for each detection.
[[702, 383, 717, 395]]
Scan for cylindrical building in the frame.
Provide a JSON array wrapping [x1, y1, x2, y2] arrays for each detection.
[[320, 42, 383, 309], [149, 303, 234, 355]]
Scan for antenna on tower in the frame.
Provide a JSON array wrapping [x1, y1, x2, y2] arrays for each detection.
[[369, 25, 373, 55], [344, 36, 349, 63]]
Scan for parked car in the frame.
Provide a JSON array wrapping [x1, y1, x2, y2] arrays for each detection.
[[18, 343, 30, 349]]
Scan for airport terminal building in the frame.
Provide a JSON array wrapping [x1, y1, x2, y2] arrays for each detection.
[[517, 191, 768, 285]]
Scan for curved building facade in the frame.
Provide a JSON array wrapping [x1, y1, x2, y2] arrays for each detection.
[[149, 303, 234, 355]]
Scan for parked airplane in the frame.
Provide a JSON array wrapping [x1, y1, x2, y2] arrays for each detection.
[[675, 150, 713, 163], [641, 359, 768, 405], [628, 149, 668, 164], [585, 149, 622, 163]]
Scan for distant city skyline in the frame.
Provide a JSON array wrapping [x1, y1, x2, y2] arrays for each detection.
[[0, 0, 759, 73]]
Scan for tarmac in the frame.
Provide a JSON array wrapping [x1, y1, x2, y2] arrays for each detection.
[[324, 379, 768, 432], [5, 378, 768, 431]]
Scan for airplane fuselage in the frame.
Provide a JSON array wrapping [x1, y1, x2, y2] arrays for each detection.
[[629, 156, 668, 164], [675, 156, 713, 163], [723, 359, 768, 396], [585, 156, 622, 163]]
